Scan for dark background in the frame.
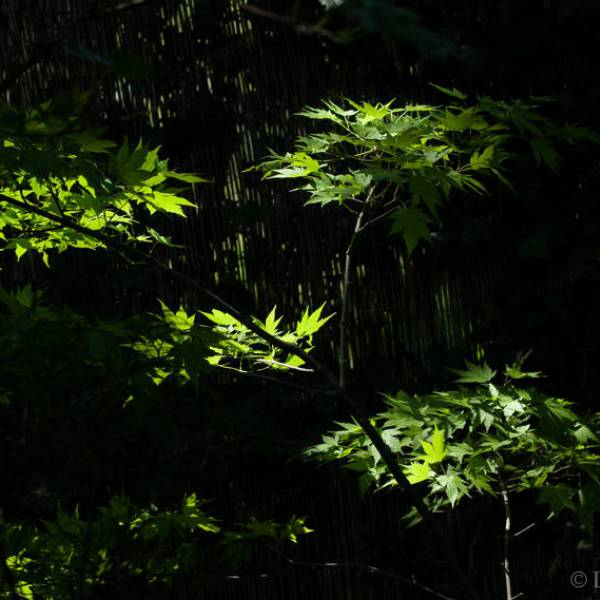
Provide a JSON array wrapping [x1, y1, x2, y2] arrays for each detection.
[[2, 1, 600, 597]]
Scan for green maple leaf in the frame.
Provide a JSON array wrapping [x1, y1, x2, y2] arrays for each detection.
[[405, 461, 431, 484], [420, 427, 447, 464], [390, 207, 431, 254], [436, 471, 468, 506], [449, 360, 496, 383], [537, 484, 575, 517]]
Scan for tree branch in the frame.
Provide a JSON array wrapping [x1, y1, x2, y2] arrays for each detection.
[[357, 205, 397, 232], [500, 487, 516, 600], [187, 554, 458, 600], [0, 192, 477, 599], [285, 557, 459, 600], [513, 521, 536, 538], [339, 187, 374, 390], [224, 370, 339, 395], [236, 2, 343, 43]]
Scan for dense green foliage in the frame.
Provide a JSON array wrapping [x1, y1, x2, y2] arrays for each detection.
[[256, 91, 595, 254], [257, 88, 600, 598], [1, 87, 597, 597], [3, 491, 309, 599], [0, 282, 314, 598], [2, 12, 600, 597], [307, 356, 600, 532], [0, 97, 332, 597], [0, 93, 203, 264]]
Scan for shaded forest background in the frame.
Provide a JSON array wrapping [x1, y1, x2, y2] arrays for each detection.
[[2, 0, 600, 598]]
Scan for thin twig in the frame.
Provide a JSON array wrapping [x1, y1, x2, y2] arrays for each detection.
[[237, 2, 343, 43], [190, 555, 457, 600], [342, 203, 360, 215], [371, 181, 392, 203], [500, 487, 515, 600], [47, 184, 66, 218], [513, 521, 536, 538], [339, 187, 374, 389], [358, 206, 398, 232], [0, 192, 478, 599], [285, 557, 459, 600], [255, 358, 314, 372], [384, 184, 401, 209], [226, 371, 338, 395]]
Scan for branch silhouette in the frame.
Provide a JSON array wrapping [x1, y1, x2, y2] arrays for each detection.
[[0, 191, 477, 598]]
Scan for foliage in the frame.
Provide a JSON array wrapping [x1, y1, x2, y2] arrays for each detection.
[[0, 280, 331, 480], [0, 283, 220, 401], [255, 91, 595, 255], [129, 301, 332, 384], [307, 356, 600, 531], [0, 93, 204, 265], [200, 304, 333, 372], [222, 516, 313, 570], [0, 285, 319, 596], [1, 81, 597, 598], [1, 493, 309, 599], [3, 0, 600, 595], [0, 94, 332, 596]]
